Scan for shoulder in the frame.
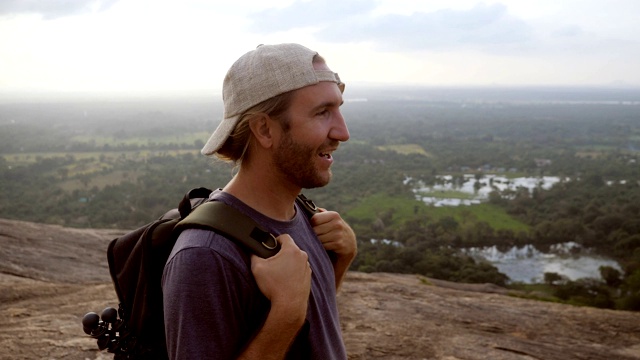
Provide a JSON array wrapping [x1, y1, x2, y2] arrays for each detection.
[[164, 228, 252, 283]]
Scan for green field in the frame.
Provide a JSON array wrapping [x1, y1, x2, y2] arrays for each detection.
[[70, 131, 211, 147], [345, 192, 530, 232], [377, 143, 432, 157], [3, 149, 200, 166], [425, 203, 529, 232], [58, 169, 143, 191]]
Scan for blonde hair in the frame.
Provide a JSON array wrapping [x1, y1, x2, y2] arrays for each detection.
[[215, 90, 293, 164]]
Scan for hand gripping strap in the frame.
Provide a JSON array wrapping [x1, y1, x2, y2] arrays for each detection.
[[175, 201, 280, 259]]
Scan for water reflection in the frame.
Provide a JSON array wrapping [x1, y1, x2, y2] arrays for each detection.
[[412, 175, 564, 206], [463, 242, 622, 283]]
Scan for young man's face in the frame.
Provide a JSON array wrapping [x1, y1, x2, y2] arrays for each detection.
[[272, 64, 349, 189]]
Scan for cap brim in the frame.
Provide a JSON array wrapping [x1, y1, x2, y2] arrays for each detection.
[[201, 115, 241, 156]]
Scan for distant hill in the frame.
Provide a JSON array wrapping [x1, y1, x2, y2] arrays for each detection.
[[0, 218, 639, 360]]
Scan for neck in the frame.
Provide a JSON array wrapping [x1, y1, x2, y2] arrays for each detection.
[[223, 165, 300, 221]]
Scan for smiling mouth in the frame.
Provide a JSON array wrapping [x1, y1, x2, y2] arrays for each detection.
[[319, 143, 339, 160], [319, 150, 334, 159]]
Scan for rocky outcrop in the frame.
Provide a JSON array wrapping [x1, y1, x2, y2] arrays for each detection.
[[1, 218, 639, 360]]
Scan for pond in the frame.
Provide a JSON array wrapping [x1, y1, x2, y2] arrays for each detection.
[[411, 175, 623, 283], [463, 242, 622, 283], [412, 174, 564, 206]]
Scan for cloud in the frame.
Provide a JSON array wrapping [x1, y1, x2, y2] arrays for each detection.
[[250, 0, 376, 33], [551, 25, 585, 38], [327, 3, 532, 51], [249, 1, 532, 52], [0, 0, 118, 19]]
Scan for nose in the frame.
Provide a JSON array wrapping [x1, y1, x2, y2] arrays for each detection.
[[330, 110, 350, 142]]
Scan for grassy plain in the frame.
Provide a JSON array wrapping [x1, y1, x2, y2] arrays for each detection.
[[346, 192, 530, 232], [58, 170, 143, 191], [4, 149, 199, 166], [70, 131, 210, 147], [377, 144, 432, 157]]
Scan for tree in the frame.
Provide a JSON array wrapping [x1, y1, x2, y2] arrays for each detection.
[[544, 272, 564, 286], [599, 266, 622, 287]]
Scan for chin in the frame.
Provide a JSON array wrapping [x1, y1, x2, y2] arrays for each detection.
[[301, 172, 332, 189]]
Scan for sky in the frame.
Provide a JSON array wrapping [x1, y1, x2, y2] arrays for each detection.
[[1, 0, 639, 97]]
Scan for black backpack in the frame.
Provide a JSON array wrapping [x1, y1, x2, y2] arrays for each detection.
[[82, 187, 319, 359]]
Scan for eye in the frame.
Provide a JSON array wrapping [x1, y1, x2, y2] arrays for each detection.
[[316, 109, 329, 117]]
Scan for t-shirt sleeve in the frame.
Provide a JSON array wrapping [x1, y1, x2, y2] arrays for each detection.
[[162, 229, 262, 359]]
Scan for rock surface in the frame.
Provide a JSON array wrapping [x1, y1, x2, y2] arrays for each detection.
[[1, 218, 639, 360]]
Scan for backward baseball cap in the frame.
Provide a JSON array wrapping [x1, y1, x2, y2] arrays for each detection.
[[201, 43, 345, 156]]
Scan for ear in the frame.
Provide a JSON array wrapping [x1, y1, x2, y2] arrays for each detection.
[[248, 113, 275, 149]]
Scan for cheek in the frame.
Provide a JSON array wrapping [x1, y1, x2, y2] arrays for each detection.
[[307, 121, 334, 142], [289, 126, 326, 148]]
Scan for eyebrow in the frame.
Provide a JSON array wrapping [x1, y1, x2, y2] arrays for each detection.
[[311, 99, 344, 113]]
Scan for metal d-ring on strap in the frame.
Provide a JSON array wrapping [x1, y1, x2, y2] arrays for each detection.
[[262, 233, 278, 250], [247, 226, 281, 257], [295, 193, 320, 217]]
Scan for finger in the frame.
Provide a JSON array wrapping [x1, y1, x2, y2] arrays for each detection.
[[311, 214, 335, 232], [276, 233, 296, 247], [319, 235, 342, 248], [311, 210, 333, 225], [314, 222, 335, 237]]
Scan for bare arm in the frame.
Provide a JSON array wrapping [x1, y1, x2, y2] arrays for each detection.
[[311, 210, 357, 290], [238, 235, 312, 359]]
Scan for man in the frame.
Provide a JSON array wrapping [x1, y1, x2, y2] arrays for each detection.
[[162, 43, 357, 359]]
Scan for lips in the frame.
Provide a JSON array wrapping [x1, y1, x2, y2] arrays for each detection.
[[319, 148, 336, 160], [319, 152, 333, 159], [319, 143, 339, 161]]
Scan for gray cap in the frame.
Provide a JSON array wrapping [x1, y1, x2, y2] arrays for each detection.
[[201, 43, 344, 156]]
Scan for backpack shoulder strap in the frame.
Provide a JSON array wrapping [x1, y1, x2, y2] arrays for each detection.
[[175, 201, 280, 258], [295, 193, 320, 218], [175, 193, 320, 259]]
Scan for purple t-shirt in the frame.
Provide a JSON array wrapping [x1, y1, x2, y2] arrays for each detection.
[[162, 191, 346, 359]]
